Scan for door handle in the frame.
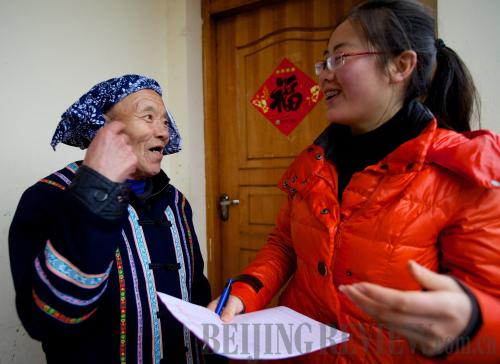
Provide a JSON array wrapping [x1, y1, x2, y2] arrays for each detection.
[[219, 193, 240, 221]]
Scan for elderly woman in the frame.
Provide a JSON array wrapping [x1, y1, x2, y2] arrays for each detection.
[[9, 75, 212, 364]]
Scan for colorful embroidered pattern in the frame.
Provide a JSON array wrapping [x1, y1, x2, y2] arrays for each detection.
[[44, 240, 112, 289], [128, 206, 162, 364], [174, 191, 192, 295], [32, 289, 97, 324], [35, 257, 107, 306], [65, 162, 79, 174], [39, 178, 66, 191], [122, 230, 143, 364], [54, 171, 72, 186], [164, 206, 193, 364], [116, 249, 127, 363], [181, 195, 195, 282]]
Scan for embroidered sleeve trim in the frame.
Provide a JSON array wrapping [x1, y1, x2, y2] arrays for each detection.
[[35, 257, 108, 306], [44, 240, 112, 289], [54, 171, 72, 186], [32, 288, 97, 324], [39, 178, 66, 191], [65, 162, 80, 174]]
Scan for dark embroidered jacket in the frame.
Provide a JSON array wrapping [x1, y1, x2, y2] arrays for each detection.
[[9, 162, 211, 364]]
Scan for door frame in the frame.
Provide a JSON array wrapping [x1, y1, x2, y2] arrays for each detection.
[[202, 0, 437, 295]]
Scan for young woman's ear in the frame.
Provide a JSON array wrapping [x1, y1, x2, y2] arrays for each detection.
[[388, 50, 417, 84]]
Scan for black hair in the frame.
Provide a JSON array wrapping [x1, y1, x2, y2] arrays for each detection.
[[344, 0, 480, 131]]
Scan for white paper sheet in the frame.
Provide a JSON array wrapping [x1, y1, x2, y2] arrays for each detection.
[[158, 292, 349, 360]]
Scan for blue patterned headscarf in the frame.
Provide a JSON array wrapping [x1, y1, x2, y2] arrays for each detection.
[[50, 74, 182, 155]]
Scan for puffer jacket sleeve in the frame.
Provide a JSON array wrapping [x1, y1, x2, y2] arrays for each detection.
[[439, 185, 500, 363], [231, 197, 297, 312], [9, 166, 128, 341]]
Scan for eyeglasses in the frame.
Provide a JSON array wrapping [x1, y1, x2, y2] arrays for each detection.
[[314, 51, 385, 75]]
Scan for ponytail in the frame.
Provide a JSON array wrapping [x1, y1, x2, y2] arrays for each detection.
[[424, 41, 480, 131], [347, 0, 481, 132]]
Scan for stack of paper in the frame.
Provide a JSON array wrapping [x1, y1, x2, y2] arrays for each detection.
[[158, 292, 349, 360]]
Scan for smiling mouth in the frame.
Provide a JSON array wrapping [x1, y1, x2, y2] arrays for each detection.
[[148, 146, 163, 155], [325, 90, 340, 100]]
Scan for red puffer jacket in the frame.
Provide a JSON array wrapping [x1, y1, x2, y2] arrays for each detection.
[[231, 119, 500, 363]]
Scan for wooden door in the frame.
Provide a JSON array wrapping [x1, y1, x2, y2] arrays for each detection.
[[203, 0, 360, 295], [203, 0, 437, 295]]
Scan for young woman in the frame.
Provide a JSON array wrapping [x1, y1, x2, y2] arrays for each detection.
[[209, 1, 500, 362]]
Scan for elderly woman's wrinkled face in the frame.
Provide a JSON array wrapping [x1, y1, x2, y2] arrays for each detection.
[[107, 89, 169, 179]]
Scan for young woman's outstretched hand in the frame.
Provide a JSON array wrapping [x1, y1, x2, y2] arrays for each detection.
[[339, 260, 472, 356], [208, 295, 245, 322]]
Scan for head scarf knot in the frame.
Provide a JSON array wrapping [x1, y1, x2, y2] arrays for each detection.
[[50, 74, 182, 155]]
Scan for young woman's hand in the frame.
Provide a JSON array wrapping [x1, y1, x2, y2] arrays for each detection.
[[207, 295, 245, 322], [339, 260, 472, 356]]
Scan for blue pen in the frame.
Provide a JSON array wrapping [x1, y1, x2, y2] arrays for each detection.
[[202, 278, 233, 352], [215, 278, 233, 316]]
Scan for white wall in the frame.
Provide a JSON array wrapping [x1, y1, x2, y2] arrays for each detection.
[[164, 0, 207, 268], [0, 0, 499, 362], [438, 0, 500, 132], [0, 0, 204, 362]]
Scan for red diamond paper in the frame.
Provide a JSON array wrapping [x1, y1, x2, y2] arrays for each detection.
[[251, 58, 323, 136]]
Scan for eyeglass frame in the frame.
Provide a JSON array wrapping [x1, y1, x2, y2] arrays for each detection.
[[314, 51, 386, 76]]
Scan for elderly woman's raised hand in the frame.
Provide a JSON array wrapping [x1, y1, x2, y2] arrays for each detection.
[[83, 121, 138, 183], [339, 261, 472, 356]]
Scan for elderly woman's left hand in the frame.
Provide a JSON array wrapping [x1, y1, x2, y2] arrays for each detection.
[[339, 261, 472, 356]]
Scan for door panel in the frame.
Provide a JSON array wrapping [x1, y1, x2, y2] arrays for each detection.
[[214, 0, 360, 295]]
